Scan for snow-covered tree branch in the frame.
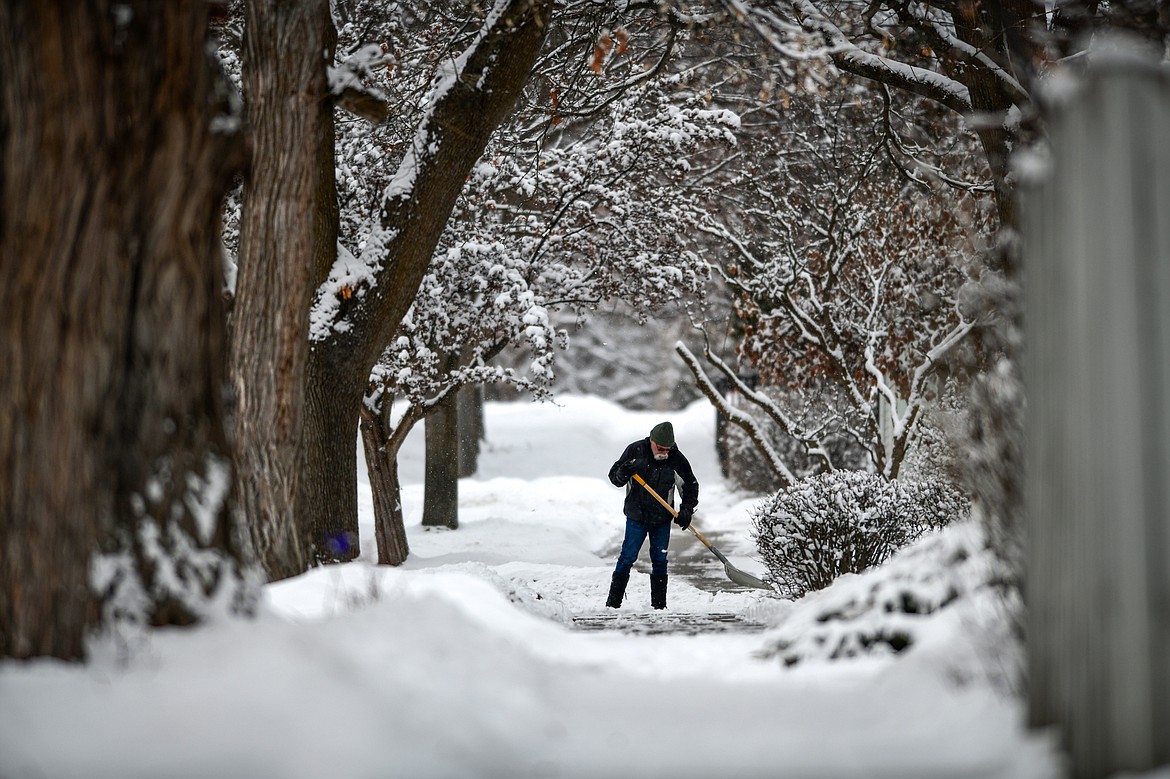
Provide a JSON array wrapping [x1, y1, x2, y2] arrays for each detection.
[[681, 66, 992, 482]]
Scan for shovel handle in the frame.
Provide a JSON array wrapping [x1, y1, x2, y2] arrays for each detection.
[[629, 473, 713, 547], [630, 473, 676, 516], [687, 524, 717, 552]]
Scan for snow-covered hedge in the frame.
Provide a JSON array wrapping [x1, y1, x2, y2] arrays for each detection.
[[751, 471, 969, 597], [756, 519, 1020, 688]]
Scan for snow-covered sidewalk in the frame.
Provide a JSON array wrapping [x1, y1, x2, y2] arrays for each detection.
[[0, 396, 1062, 778]]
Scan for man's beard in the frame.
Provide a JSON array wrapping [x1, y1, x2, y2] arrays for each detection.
[[653, 452, 668, 461]]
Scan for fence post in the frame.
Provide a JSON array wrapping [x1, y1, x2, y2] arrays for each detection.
[[1022, 41, 1170, 778]]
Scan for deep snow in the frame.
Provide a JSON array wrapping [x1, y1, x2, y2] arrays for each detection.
[[0, 395, 1064, 778]]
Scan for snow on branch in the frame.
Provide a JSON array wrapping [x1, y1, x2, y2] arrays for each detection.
[[877, 87, 995, 194], [725, 0, 974, 115], [384, 0, 520, 206], [313, 0, 554, 355], [675, 341, 798, 487], [701, 339, 838, 470], [328, 43, 391, 124], [915, 15, 1027, 105], [309, 228, 394, 343]]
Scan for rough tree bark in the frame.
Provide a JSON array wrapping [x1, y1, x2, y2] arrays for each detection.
[[300, 349, 364, 561], [1, 0, 256, 660], [296, 0, 555, 563], [231, 0, 337, 581]]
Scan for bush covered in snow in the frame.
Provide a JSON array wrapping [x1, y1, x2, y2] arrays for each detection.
[[757, 519, 1021, 690], [751, 470, 969, 597]]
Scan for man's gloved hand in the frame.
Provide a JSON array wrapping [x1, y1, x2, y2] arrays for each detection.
[[675, 506, 693, 530], [617, 458, 647, 480]]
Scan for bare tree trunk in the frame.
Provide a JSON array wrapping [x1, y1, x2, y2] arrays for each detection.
[[0, 0, 256, 660], [422, 395, 460, 529], [359, 399, 411, 565], [231, 0, 337, 581], [299, 353, 363, 561], [457, 385, 484, 478]]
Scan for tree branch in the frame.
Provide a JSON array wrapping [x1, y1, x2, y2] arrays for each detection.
[[675, 341, 798, 487]]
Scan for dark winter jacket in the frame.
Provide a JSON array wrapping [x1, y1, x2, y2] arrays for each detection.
[[608, 438, 699, 526]]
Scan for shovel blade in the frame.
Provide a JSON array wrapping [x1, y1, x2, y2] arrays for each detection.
[[724, 563, 770, 590], [703, 536, 771, 591]]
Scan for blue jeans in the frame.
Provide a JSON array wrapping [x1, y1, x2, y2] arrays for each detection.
[[614, 518, 670, 576]]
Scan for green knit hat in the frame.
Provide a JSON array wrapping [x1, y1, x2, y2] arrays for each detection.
[[650, 421, 675, 448]]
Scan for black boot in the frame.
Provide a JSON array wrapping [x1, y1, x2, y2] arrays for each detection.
[[650, 574, 667, 610], [606, 572, 630, 609]]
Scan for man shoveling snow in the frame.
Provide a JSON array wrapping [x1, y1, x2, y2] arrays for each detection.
[[605, 421, 699, 610]]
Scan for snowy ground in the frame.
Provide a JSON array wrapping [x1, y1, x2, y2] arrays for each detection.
[[0, 396, 1065, 778]]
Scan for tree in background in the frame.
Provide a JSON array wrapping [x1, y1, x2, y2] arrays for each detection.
[[717, 0, 1170, 574], [0, 0, 258, 660], [218, 0, 716, 570], [359, 244, 562, 558], [729, 0, 1169, 232], [358, 27, 730, 555], [681, 73, 992, 487]]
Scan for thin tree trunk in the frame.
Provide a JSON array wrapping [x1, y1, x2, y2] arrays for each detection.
[[231, 0, 336, 581], [457, 385, 484, 478], [422, 395, 460, 529], [359, 398, 411, 565], [1, 0, 256, 660]]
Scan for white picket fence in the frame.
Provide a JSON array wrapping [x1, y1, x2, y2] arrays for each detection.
[[1022, 42, 1170, 778]]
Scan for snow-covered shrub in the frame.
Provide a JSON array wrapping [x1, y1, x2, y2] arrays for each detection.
[[902, 478, 970, 532], [751, 470, 969, 597], [758, 519, 1022, 690]]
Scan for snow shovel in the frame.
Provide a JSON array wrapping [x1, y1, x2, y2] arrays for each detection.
[[630, 473, 770, 590]]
